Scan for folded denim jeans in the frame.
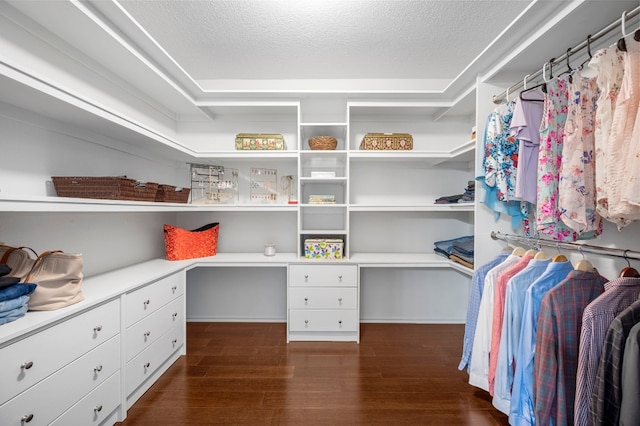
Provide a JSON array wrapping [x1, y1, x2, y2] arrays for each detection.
[[434, 235, 474, 257], [0, 303, 27, 319], [0, 305, 27, 325], [0, 283, 36, 303], [0, 295, 29, 314]]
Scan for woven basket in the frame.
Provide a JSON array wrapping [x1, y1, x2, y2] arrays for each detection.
[[308, 136, 337, 150], [52, 176, 158, 201], [155, 185, 191, 203]]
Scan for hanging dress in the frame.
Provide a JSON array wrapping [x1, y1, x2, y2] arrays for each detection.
[[558, 71, 602, 236], [620, 38, 640, 209], [606, 38, 640, 227], [536, 77, 583, 241], [588, 46, 627, 227]]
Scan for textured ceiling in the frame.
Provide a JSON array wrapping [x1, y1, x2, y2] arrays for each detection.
[[118, 0, 532, 82]]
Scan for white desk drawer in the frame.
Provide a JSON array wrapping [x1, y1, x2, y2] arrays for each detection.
[[125, 272, 184, 327], [0, 299, 120, 405], [0, 335, 120, 426], [289, 264, 357, 287], [126, 296, 184, 361], [289, 287, 357, 309], [289, 309, 358, 332], [126, 323, 184, 396], [50, 371, 120, 426]]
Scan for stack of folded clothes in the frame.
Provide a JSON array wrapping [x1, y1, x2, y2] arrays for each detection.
[[434, 181, 475, 204], [0, 264, 37, 326], [433, 235, 475, 269]]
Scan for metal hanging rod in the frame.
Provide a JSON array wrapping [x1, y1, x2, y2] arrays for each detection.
[[492, 5, 640, 104], [490, 231, 640, 262]]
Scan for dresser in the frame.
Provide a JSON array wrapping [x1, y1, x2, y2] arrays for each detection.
[[288, 263, 359, 342]]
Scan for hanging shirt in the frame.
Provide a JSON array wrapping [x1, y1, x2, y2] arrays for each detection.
[[492, 257, 552, 414], [619, 322, 640, 426], [574, 277, 640, 426], [509, 261, 574, 426], [559, 71, 603, 236], [484, 101, 519, 201], [591, 299, 640, 426], [468, 254, 521, 391], [489, 254, 534, 395], [511, 90, 545, 204], [588, 46, 627, 227], [459, 251, 511, 372], [533, 270, 607, 426], [606, 39, 640, 226]]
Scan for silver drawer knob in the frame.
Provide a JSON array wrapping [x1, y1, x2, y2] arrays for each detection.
[[93, 325, 102, 332], [144, 331, 151, 337], [172, 285, 177, 293], [304, 297, 308, 304], [304, 274, 308, 282], [21, 361, 34, 370], [21, 414, 34, 423], [172, 338, 178, 345], [338, 297, 343, 305], [338, 275, 343, 282], [304, 320, 309, 327], [94, 405, 103, 413], [94, 365, 103, 372], [143, 299, 150, 306], [338, 320, 343, 327], [172, 312, 178, 319], [144, 362, 151, 369]]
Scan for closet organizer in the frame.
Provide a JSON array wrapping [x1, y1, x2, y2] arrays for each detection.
[[465, 7, 640, 426]]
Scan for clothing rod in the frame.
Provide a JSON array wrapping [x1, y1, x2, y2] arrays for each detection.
[[492, 5, 640, 104], [490, 231, 640, 262]]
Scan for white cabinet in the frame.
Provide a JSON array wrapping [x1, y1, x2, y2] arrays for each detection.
[[0, 309, 121, 426], [123, 271, 186, 407], [288, 264, 359, 342]]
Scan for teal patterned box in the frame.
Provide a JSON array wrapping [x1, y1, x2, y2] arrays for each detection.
[[304, 239, 344, 260]]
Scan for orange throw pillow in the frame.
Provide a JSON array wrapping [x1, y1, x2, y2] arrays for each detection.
[[164, 223, 219, 261]]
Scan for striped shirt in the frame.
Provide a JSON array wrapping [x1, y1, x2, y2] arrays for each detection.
[[575, 277, 640, 426], [533, 270, 607, 426], [459, 251, 510, 372], [591, 299, 640, 425]]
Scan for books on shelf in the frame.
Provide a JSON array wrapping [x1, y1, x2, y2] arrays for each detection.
[[308, 195, 335, 204]]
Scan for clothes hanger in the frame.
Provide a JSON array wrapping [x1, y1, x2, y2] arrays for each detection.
[[558, 48, 575, 83], [520, 61, 551, 100], [579, 34, 594, 69], [574, 247, 594, 272], [618, 11, 628, 52], [534, 250, 550, 260], [511, 246, 526, 257], [552, 242, 568, 262], [619, 250, 640, 277]]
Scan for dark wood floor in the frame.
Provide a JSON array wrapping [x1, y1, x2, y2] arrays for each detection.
[[118, 322, 509, 425]]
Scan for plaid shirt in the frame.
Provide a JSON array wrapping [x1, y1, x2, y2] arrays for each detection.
[[459, 251, 510, 372], [575, 277, 640, 426], [533, 270, 607, 426], [591, 299, 640, 425]]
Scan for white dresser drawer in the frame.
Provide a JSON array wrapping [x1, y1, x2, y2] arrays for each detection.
[[126, 296, 184, 361], [125, 271, 184, 327], [0, 299, 120, 405], [0, 335, 120, 426], [289, 264, 357, 287], [126, 323, 184, 396], [50, 371, 120, 426], [289, 309, 358, 332], [289, 287, 357, 309]]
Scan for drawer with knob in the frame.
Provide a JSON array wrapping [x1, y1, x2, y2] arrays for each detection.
[[0, 299, 120, 405], [289, 287, 357, 310], [289, 309, 358, 332], [126, 322, 184, 396], [0, 335, 120, 426], [289, 264, 357, 287], [50, 371, 120, 426], [124, 271, 184, 327], [125, 296, 184, 361]]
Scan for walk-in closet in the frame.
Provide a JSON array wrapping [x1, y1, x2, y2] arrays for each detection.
[[0, 1, 639, 425]]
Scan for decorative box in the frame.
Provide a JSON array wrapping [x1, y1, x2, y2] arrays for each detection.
[[304, 239, 344, 260], [359, 133, 413, 150], [235, 133, 286, 150]]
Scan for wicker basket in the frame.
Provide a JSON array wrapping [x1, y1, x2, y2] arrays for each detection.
[[308, 136, 337, 150], [155, 185, 191, 203], [52, 176, 158, 201]]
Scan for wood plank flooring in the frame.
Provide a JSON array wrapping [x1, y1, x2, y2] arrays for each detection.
[[117, 322, 509, 425]]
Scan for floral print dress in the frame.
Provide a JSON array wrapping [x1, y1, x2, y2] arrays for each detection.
[[558, 71, 602, 236]]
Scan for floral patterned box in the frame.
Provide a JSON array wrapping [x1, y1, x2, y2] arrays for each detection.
[[304, 239, 344, 260], [235, 133, 286, 150]]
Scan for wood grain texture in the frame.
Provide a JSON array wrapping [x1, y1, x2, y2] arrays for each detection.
[[117, 323, 509, 425]]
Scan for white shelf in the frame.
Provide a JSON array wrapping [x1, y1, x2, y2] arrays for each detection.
[[348, 139, 475, 165], [0, 195, 298, 213], [300, 229, 347, 234], [348, 203, 474, 212], [300, 177, 348, 184], [193, 151, 299, 160], [350, 252, 474, 276]]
